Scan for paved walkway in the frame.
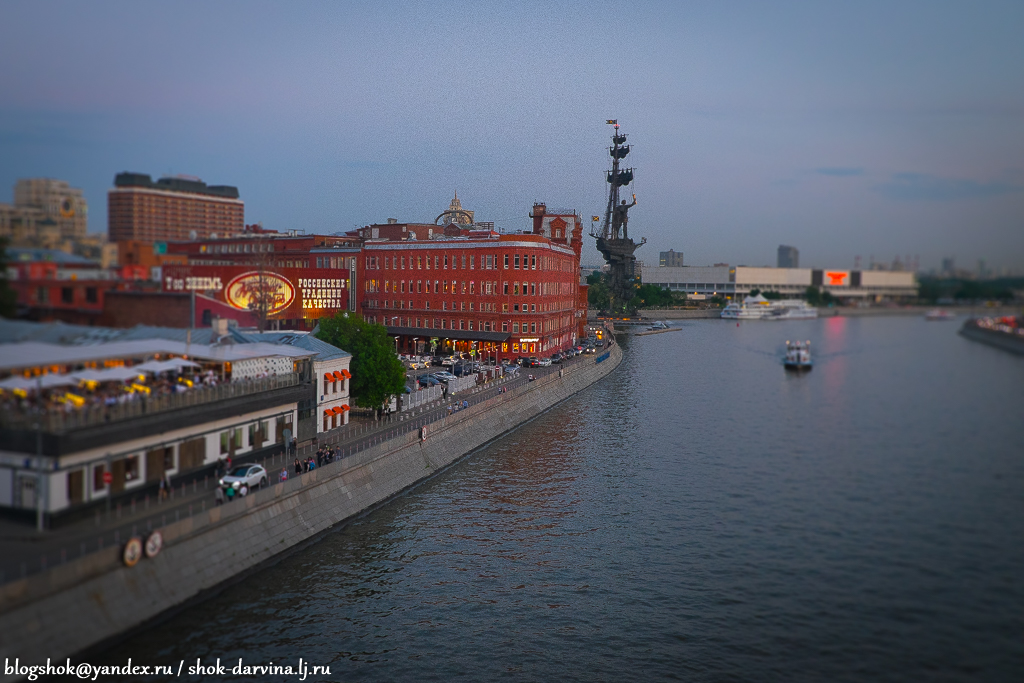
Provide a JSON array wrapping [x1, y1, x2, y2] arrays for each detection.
[[0, 353, 598, 584]]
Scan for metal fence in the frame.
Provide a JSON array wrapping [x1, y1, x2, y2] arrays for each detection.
[[1, 373, 301, 433]]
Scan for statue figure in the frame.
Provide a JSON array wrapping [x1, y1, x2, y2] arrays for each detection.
[[612, 194, 637, 240]]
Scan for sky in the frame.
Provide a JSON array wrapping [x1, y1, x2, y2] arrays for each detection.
[[1, 0, 1022, 272]]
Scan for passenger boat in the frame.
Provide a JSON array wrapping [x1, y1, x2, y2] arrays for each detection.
[[925, 309, 955, 321], [721, 294, 818, 320], [783, 340, 813, 371]]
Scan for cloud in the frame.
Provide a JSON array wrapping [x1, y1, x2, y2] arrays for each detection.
[[874, 172, 1023, 201], [815, 167, 864, 177]]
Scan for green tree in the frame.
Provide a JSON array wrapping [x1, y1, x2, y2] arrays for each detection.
[[315, 312, 407, 412], [0, 238, 16, 318], [630, 283, 675, 309], [805, 286, 821, 305], [586, 272, 610, 310]]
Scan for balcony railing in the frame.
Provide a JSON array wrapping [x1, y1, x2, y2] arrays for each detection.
[[0, 373, 301, 433]]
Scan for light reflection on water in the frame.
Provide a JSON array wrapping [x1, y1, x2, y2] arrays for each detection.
[[99, 317, 1024, 681]]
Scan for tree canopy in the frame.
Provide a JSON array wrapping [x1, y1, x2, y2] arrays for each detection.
[[315, 312, 406, 410]]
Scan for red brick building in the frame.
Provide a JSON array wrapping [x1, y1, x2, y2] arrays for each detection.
[[108, 173, 245, 243], [154, 204, 588, 360], [360, 206, 585, 359]]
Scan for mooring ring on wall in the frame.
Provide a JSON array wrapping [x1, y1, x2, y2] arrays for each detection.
[[144, 530, 164, 558], [420, 426, 428, 441], [123, 537, 143, 567]]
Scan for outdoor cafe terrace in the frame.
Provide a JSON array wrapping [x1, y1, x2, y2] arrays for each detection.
[[0, 339, 314, 432]]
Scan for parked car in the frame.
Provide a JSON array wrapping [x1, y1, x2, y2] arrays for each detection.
[[550, 352, 564, 364], [220, 464, 268, 490], [418, 375, 441, 387], [440, 356, 457, 367], [537, 358, 552, 367], [434, 371, 457, 382]]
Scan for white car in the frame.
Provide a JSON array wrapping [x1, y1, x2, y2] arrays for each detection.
[[220, 464, 268, 490], [434, 371, 457, 381], [537, 358, 553, 367]]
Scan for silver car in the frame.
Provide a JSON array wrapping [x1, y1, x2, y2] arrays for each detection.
[[220, 464, 268, 490]]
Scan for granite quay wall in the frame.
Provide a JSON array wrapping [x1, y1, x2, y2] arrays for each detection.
[[0, 343, 622, 670], [958, 325, 1024, 355]]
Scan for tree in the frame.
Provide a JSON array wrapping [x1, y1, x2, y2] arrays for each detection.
[[629, 283, 675, 309], [316, 312, 407, 412], [586, 272, 611, 310], [0, 238, 16, 318]]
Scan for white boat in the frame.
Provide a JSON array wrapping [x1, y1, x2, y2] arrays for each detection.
[[647, 320, 669, 331], [925, 309, 955, 321], [721, 294, 818, 320], [783, 340, 813, 371]]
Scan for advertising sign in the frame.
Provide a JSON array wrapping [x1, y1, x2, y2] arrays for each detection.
[[225, 271, 296, 314], [825, 271, 849, 286]]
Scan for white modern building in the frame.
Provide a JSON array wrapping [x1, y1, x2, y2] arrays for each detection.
[[641, 265, 918, 301], [0, 326, 349, 520]]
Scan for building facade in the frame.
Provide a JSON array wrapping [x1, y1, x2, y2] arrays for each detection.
[[659, 249, 684, 267], [0, 178, 88, 247], [642, 264, 918, 302], [778, 245, 799, 269], [108, 173, 244, 243]]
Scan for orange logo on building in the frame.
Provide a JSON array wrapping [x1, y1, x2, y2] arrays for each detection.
[[225, 271, 295, 314], [825, 271, 848, 286]]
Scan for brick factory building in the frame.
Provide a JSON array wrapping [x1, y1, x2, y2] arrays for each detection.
[[155, 201, 589, 361], [107, 172, 245, 243]]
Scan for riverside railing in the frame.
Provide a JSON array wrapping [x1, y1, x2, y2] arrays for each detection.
[[0, 373, 301, 433], [0, 345, 617, 587]]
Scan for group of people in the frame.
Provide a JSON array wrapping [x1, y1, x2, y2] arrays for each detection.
[[447, 399, 470, 415], [293, 446, 339, 476]]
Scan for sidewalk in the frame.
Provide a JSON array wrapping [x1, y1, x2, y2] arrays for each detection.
[[0, 361, 576, 584]]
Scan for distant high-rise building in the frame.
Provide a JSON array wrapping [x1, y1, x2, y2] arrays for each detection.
[[777, 245, 799, 268], [659, 249, 684, 267], [0, 178, 88, 247], [108, 172, 244, 243]]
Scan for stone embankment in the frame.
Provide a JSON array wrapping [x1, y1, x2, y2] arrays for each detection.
[[0, 343, 622, 669]]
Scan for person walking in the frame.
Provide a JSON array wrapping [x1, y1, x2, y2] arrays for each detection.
[[214, 485, 225, 506], [294, 457, 302, 476], [279, 468, 288, 483]]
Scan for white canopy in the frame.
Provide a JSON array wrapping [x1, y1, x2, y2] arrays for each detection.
[[134, 358, 200, 374], [71, 367, 147, 383], [0, 375, 38, 390]]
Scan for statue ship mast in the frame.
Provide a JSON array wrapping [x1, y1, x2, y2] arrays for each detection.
[[593, 120, 646, 312]]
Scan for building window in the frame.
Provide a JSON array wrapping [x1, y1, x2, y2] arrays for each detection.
[[61, 287, 73, 304], [502, 321, 508, 332], [468, 321, 474, 330], [531, 304, 536, 312], [444, 254, 448, 268], [514, 254, 520, 269], [470, 255, 475, 269], [531, 255, 536, 269], [459, 320, 465, 330], [504, 254, 509, 268], [502, 303, 509, 312], [530, 283, 536, 296], [461, 254, 466, 268], [513, 322, 519, 333], [503, 282, 509, 294], [531, 323, 537, 333], [93, 464, 106, 492]]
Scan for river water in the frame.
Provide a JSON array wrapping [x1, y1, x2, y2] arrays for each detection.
[[100, 316, 1024, 681]]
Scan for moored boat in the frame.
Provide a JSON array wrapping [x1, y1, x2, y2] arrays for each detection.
[[925, 309, 955, 321], [722, 294, 818, 320]]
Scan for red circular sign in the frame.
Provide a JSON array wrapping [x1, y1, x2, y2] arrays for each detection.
[[103, 471, 113, 484]]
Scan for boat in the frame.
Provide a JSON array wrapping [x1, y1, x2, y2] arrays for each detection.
[[925, 309, 955, 321], [647, 320, 669, 331], [783, 340, 813, 371], [721, 294, 818, 320]]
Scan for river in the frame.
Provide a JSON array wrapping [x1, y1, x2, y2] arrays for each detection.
[[99, 315, 1024, 681]]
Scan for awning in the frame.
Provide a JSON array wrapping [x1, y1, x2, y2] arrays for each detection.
[[323, 409, 333, 416], [384, 326, 510, 343], [341, 404, 350, 411], [324, 373, 334, 382], [332, 371, 344, 381], [341, 369, 352, 379], [330, 406, 343, 415]]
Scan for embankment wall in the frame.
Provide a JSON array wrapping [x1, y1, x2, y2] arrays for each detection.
[[0, 344, 622, 668]]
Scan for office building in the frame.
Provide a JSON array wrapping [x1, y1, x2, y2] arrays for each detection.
[[0, 178, 88, 248], [659, 249, 684, 267], [777, 245, 799, 268], [108, 172, 244, 243]]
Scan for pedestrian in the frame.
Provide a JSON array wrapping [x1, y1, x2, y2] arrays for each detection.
[[225, 484, 236, 502], [294, 457, 302, 476], [214, 485, 225, 506], [290, 436, 297, 456], [279, 468, 288, 483], [240, 483, 248, 497], [158, 476, 167, 501]]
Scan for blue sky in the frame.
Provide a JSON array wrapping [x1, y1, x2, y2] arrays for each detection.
[[1, 0, 1022, 272]]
